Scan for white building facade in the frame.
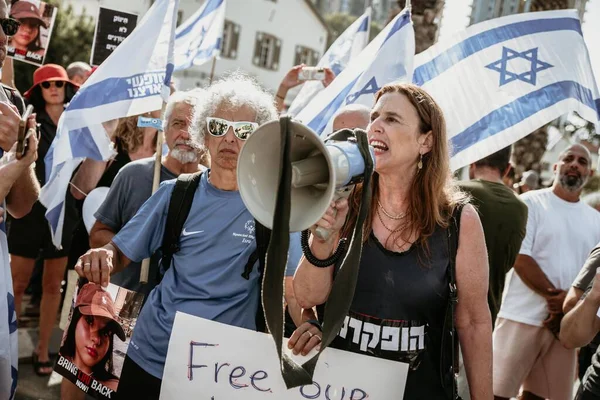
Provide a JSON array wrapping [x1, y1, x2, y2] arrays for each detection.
[[63, 0, 329, 93], [469, 0, 588, 25]]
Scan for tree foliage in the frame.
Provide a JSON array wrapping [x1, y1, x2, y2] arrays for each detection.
[[324, 12, 382, 48], [13, 1, 95, 93]]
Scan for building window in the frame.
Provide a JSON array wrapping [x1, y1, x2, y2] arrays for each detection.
[[294, 45, 320, 66], [253, 32, 281, 70], [221, 20, 240, 59]]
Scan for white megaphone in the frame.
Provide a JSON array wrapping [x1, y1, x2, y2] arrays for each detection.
[[237, 119, 373, 239]]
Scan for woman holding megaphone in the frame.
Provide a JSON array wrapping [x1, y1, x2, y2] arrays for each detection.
[[292, 83, 492, 400]]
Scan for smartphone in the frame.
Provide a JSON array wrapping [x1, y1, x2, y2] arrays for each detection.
[[298, 67, 326, 81], [16, 105, 34, 160]]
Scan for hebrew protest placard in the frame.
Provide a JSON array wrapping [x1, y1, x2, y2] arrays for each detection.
[[54, 279, 145, 399], [7, 0, 57, 66], [91, 7, 138, 66], [161, 312, 409, 399]]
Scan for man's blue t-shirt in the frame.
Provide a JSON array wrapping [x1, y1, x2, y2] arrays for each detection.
[[112, 172, 302, 379]]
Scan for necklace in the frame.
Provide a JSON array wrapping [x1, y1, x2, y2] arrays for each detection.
[[377, 200, 405, 220], [376, 207, 403, 232]]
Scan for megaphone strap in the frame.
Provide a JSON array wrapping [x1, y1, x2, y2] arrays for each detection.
[[260, 119, 375, 389]]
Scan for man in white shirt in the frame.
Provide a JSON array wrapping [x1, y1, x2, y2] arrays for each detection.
[[493, 144, 600, 400]]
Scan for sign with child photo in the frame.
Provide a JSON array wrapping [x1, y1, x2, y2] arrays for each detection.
[[54, 280, 144, 399]]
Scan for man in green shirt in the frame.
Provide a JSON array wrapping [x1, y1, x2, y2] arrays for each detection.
[[459, 146, 528, 324]]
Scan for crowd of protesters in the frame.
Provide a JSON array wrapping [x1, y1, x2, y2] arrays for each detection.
[[0, 3, 600, 399]]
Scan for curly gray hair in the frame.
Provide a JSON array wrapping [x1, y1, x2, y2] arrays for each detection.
[[192, 72, 277, 145]]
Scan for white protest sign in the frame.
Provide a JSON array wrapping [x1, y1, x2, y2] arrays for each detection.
[[161, 312, 408, 399]]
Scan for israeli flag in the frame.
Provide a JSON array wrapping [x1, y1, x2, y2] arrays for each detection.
[[413, 9, 600, 170], [295, 7, 414, 136], [40, 0, 180, 248], [174, 0, 225, 70], [287, 8, 371, 116], [0, 205, 17, 399]]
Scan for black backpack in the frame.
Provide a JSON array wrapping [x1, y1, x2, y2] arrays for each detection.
[[158, 171, 270, 332]]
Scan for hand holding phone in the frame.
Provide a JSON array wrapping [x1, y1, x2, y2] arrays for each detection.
[[298, 67, 326, 81], [16, 105, 34, 160]]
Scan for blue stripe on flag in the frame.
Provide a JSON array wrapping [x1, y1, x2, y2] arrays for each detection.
[[164, 63, 175, 85], [68, 72, 166, 111], [69, 127, 103, 160], [307, 76, 360, 133], [358, 15, 369, 33], [596, 98, 600, 114], [382, 11, 411, 48], [413, 17, 582, 86], [175, 0, 224, 39], [46, 202, 62, 233], [451, 80, 598, 155]]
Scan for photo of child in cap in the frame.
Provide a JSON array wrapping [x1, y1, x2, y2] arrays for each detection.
[[55, 280, 145, 399], [7, 0, 57, 65]]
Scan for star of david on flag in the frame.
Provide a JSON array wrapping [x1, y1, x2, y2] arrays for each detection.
[[413, 9, 600, 170], [486, 46, 553, 86], [295, 7, 414, 136], [174, 0, 225, 70]]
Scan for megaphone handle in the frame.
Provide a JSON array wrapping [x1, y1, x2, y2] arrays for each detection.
[[315, 212, 337, 241], [314, 187, 353, 241]]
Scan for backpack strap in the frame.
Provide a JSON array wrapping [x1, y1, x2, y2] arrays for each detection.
[[249, 220, 271, 333], [158, 171, 202, 282], [441, 203, 464, 400]]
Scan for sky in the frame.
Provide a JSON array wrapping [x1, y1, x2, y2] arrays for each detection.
[[438, 0, 600, 87]]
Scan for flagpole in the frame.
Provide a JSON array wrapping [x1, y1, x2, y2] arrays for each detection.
[[140, 0, 179, 284], [139, 102, 166, 284], [209, 55, 217, 84]]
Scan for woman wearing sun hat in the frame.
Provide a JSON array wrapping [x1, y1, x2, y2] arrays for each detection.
[[8, 0, 47, 56], [8, 63, 79, 376]]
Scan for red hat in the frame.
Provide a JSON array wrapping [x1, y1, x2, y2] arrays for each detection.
[[23, 64, 79, 99], [75, 283, 126, 341], [10, 1, 48, 29]]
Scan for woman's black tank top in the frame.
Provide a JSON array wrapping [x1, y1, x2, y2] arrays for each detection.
[[330, 225, 450, 399]]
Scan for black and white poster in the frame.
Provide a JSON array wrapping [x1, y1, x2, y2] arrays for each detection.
[[90, 7, 137, 67]]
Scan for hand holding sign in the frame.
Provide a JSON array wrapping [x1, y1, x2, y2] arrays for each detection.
[[160, 313, 409, 399]]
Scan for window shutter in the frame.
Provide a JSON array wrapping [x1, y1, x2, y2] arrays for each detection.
[[230, 24, 240, 59], [294, 45, 302, 66], [272, 38, 281, 70], [253, 32, 263, 66], [311, 51, 319, 66]]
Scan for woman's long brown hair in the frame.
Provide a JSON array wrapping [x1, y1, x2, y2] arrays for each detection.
[[341, 83, 468, 256]]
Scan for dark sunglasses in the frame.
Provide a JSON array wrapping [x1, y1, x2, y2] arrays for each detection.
[[206, 117, 258, 141], [0, 18, 21, 36], [41, 81, 65, 89]]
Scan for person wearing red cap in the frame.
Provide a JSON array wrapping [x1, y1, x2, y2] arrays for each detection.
[[58, 283, 125, 393], [8, 63, 79, 376], [8, 0, 47, 56]]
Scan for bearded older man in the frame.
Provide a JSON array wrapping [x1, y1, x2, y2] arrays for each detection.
[[493, 144, 600, 400], [88, 89, 208, 296], [75, 74, 301, 399]]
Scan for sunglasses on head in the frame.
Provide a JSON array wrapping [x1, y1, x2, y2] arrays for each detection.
[[0, 18, 20, 36], [41, 81, 65, 89], [206, 117, 258, 141]]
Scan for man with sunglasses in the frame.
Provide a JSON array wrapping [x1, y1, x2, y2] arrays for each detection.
[[0, 0, 41, 397], [89, 89, 207, 296], [76, 74, 302, 398]]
